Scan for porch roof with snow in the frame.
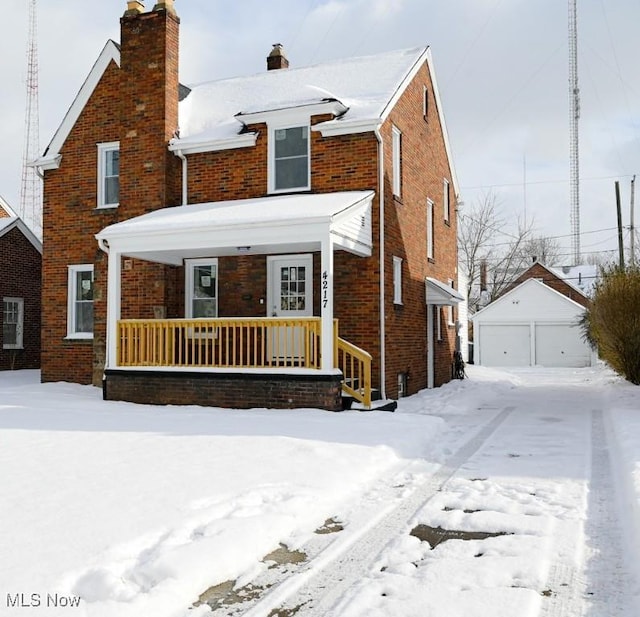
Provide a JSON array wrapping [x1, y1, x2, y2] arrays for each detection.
[[96, 191, 374, 264]]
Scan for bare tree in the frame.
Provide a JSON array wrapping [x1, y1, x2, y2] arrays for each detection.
[[459, 192, 540, 311], [458, 192, 502, 309], [519, 235, 562, 266]]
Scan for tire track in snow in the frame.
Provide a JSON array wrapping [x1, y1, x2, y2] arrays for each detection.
[[540, 409, 635, 617], [231, 405, 515, 617]]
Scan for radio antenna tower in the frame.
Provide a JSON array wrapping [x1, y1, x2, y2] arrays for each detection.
[[19, 0, 42, 237], [568, 0, 580, 264]]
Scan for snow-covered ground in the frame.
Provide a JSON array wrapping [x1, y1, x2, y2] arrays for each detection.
[[0, 364, 638, 616]]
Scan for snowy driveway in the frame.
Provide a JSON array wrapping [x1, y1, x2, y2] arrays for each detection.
[[0, 366, 638, 616]]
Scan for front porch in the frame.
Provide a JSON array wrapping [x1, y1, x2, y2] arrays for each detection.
[[96, 191, 376, 411], [110, 316, 371, 408]]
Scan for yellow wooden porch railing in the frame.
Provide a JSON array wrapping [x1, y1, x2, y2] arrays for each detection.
[[335, 336, 372, 408], [117, 317, 372, 407], [118, 317, 321, 369]]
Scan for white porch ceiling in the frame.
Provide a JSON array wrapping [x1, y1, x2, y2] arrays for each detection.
[[96, 191, 374, 264]]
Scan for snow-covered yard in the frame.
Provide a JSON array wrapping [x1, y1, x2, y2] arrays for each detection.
[[0, 365, 638, 616]]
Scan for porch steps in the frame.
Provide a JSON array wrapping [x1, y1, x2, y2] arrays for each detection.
[[341, 389, 397, 412]]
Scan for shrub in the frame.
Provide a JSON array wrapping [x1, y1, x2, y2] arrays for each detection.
[[582, 266, 640, 384]]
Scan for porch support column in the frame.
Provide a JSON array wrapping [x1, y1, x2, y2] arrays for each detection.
[[320, 234, 335, 371], [105, 248, 122, 369]]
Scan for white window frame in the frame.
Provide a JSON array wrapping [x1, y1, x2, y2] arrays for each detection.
[[392, 125, 402, 198], [447, 279, 455, 325], [427, 198, 434, 260], [2, 297, 24, 349], [443, 178, 450, 223], [268, 124, 310, 194], [393, 256, 403, 305], [436, 306, 443, 341], [67, 264, 94, 339], [423, 85, 429, 118], [97, 141, 119, 208]]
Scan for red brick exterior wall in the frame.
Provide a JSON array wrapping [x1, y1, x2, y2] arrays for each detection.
[[0, 226, 41, 370], [381, 62, 458, 393], [40, 5, 458, 401], [104, 369, 343, 411]]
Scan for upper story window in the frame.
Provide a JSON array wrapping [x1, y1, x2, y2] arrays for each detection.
[[270, 126, 310, 193], [3, 298, 23, 349], [392, 125, 402, 198], [423, 86, 429, 119], [67, 264, 94, 339], [427, 198, 434, 261], [443, 178, 451, 223], [97, 142, 119, 208], [393, 256, 403, 305]]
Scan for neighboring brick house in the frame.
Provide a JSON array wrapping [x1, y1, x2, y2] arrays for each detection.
[[502, 261, 590, 308], [34, 0, 461, 410], [0, 196, 42, 370]]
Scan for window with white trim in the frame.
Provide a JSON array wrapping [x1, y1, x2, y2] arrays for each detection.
[[436, 306, 442, 341], [3, 298, 23, 349], [447, 279, 455, 325], [393, 256, 403, 305], [186, 259, 218, 318], [270, 126, 310, 192], [67, 265, 94, 338], [97, 142, 119, 208], [427, 198, 434, 260], [423, 85, 429, 118], [392, 125, 402, 198], [443, 178, 450, 223]]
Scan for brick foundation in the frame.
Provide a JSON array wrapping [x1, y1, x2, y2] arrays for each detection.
[[103, 369, 343, 411]]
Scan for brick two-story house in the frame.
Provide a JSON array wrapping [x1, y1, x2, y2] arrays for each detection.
[[0, 196, 42, 370], [34, 0, 461, 410]]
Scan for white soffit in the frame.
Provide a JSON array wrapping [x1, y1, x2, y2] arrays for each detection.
[[426, 277, 464, 306]]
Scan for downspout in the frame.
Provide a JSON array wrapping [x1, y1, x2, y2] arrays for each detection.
[[97, 238, 110, 399], [175, 149, 188, 205], [374, 127, 386, 400]]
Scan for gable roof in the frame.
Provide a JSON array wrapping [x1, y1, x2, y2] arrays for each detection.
[[34, 39, 458, 196], [550, 264, 598, 296], [0, 196, 42, 254], [172, 46, 458, 195], [505, 261, 590, 300], [472, 278, 586, 321]]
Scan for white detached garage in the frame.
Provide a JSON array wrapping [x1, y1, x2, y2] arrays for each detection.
[[472, 278, 593, 368]]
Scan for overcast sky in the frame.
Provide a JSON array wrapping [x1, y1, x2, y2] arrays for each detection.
[[2, 0, 639, 264]]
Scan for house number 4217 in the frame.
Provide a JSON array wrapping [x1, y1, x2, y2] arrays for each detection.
[[322, 271, 328, 308]]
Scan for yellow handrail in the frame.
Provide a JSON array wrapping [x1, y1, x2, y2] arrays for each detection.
[[336, 337, 372, 408], [118, 317, 321, 369], [117, 317, 373, 408]]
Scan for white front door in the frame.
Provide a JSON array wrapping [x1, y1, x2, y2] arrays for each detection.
[[268, 255, 313, 362]]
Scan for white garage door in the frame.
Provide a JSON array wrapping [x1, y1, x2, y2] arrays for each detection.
[[535, 324, 591, 367], [480, 324, 530, 367]]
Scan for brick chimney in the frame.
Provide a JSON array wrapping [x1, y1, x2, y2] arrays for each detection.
[[267, 44, 289, 70], [119, 0, 181, 217]]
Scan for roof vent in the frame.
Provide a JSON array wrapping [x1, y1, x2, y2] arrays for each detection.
[[267, 44, 289, 70]]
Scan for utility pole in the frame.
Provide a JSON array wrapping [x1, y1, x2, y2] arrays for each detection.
[[616, 181, 625, 270], [631, 175, 636, 267]]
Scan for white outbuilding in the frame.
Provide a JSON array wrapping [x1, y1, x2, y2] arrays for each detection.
[[472, 278, 593, 368]]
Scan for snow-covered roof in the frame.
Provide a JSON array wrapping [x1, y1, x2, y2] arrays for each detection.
[[96, 191, 374, 264], [0, 195, 42, 253], [174, 47, 428, 146], [551, 265, 598, 297]]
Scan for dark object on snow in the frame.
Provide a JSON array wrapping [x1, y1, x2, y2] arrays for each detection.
[[453, 350, 466, 380]]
